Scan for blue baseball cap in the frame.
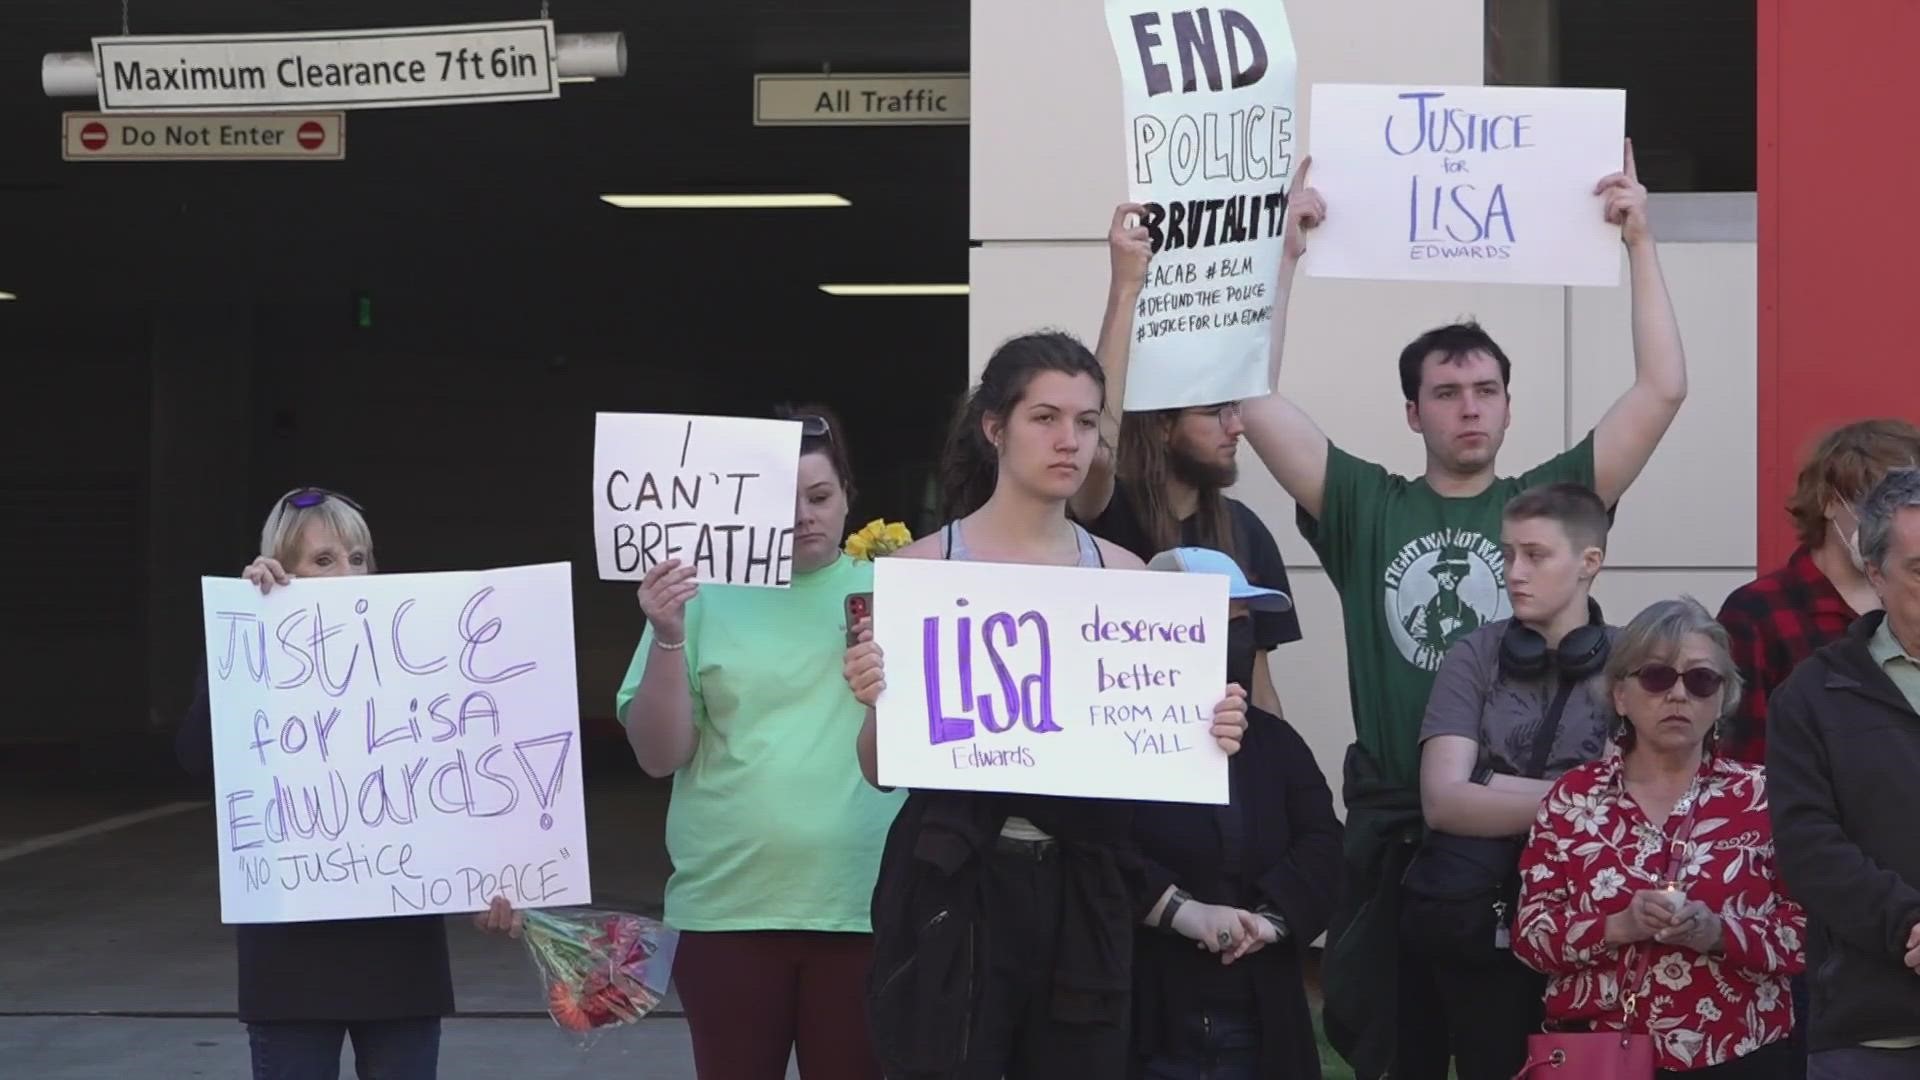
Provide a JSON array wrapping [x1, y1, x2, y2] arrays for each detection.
[[1147, 546, 1293, 612]]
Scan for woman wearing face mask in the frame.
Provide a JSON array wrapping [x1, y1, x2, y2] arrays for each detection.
[[618, 405, 905, 1080], [176, 488, 489, 1080], [1405, 483, 1620, 1080], [1512, 598, 1805, 1078], [842, 332, 1251, 1080], [1125, 547, 1342, 1080]]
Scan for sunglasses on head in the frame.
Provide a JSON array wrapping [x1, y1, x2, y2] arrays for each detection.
[[794, 414, 833, 441], [1632, 664, 1725, 699], [282, 487, 363, 513]]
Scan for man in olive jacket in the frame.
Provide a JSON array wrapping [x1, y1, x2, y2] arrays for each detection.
[[1769, 468, 1920, 1079]]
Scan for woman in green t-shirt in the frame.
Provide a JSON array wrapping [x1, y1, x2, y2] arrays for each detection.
[[618, 404, 904, 1080]]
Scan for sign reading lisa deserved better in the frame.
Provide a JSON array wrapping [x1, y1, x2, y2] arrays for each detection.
[[1303, 83, 1626, 286], [593, 413, 802, 587], [1104, 1, 1298, 410], [201, 563, 588, 924], [873, 559, 1229, 804]]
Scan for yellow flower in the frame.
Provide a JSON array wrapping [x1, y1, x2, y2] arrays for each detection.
[[845, 519, 914, 560]]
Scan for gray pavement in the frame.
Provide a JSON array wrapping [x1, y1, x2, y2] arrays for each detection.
[[0, 749, 800, 1078]]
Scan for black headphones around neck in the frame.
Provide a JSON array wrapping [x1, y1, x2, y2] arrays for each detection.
[[1498, 598, 1610, 681]]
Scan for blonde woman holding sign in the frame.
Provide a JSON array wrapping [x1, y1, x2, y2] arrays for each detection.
[[843, 332, 1251, 1080], [616, 404, 905, 1080], [176, 487, 515, 1080]]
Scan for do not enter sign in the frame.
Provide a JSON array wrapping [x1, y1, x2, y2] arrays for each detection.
[[61, 112, 346, 161]]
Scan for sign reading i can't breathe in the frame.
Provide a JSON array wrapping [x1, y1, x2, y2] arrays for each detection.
[[872, 558, 1229, 804], [201, 562, 589, 924], [593, 413, 803, 587], [1104, 1, 1299, 411]]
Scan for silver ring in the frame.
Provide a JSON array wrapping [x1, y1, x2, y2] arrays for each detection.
[[1216, 930, 1232, 948]]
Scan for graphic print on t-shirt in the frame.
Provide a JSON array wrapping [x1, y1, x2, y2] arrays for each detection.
[[1383, 527, 1511, 671]]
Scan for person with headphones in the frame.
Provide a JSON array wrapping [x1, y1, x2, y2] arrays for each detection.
[[1401, 482, 1618, 1080]]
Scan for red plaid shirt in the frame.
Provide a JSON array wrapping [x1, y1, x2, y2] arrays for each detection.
[[1715, 546, 1859, 764]]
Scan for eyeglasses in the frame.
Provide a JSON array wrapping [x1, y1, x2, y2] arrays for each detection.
[[1632, 664, 1726, 699], [282, 487, 363, 513], [1182, 402, 1241, 427]]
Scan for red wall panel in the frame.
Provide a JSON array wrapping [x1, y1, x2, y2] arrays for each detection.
[[1758, 0, 1920, 567]]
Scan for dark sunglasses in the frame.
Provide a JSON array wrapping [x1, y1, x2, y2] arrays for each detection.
[[283, 487, 363, 513], [1632, 664, 1725, 699], [794, 414, 833, 441]]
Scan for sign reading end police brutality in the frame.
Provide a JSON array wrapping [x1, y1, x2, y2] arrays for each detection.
[[593, 413, 803, 587], [1303, 84, 1626, 286], [1104, 1, 1298, 410], [94, 21, 557, 113], [873, 559, 1229, 804], [201, 563, 588, 924]]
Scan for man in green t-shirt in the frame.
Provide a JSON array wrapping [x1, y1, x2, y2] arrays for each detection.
[[1241, 146, 1690, 1078]]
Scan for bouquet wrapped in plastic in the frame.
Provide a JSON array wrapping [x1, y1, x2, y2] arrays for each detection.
[[521, 907, 678, 1043]]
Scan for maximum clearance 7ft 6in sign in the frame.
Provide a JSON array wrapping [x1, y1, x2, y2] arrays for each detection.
[[92, 20, 558, 112]]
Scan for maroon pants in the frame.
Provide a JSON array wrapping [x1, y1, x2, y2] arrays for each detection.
[[673, 930, 881, 1080]]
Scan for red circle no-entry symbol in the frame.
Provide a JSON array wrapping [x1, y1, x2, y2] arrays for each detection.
[[79, 121, 108, 151], [297, 121, 325, 151]]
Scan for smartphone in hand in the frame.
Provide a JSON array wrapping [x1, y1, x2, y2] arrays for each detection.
[[845, 591, 873, 647]]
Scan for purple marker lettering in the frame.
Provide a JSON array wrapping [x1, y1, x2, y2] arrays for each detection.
[[308, 603, 359, 698], [312, 708, 343, 762], [365, 697, 420, 753], [430, 750, 475, 815], [1016, 611, 1059, 733], [250, 710, 274, 765], [354, 598, 383, 686], [214, 611, 269, 683], [979, 613, 1021, 733], [426, 694, 459, 742], [459, 691, 502, 738], [278, 714, 309, 756], [226, 791, 262, 851], [472, 744, 519, 817], [457, 588, 537, 685], [922, 599, 977, 745], [400, 756, 432, 821], [272, 610, 313, 690]]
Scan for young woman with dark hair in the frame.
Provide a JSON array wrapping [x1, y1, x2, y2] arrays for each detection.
[[844, 331, 1251, 1080]]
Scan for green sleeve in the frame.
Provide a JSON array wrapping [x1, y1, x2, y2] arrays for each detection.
[[1516, 430, 1598, 495], [615, 598, 704, 726], [1296, 442, 1394, 591]]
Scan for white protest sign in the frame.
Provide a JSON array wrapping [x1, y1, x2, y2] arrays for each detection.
[[873, 558, 1229, 804], [93, 21, 557, 113], [1302, 84, 1626, 286], [593, 413, 802, 587], [201, 562, 588, 924], [1104, 1, 1298, 410]]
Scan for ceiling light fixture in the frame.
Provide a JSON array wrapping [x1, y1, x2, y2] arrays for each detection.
[[819, 284, 969, 297], [599, 193, 851, 209], [0, 291, 16, 301], [560, 75, 596, 84]]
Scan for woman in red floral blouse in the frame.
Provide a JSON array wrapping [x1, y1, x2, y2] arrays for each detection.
[[1514, 597, 1806, 1077]]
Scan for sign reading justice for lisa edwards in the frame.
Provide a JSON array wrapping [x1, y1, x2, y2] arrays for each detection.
[[201, 563, 588, 924], [873, 559, 1229, 804], [1303, 83, 1626, 286]]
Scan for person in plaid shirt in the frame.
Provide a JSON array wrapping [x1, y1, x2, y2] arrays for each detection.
[[1717, 419, 1920, 765]]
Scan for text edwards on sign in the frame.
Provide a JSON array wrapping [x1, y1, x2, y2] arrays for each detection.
[[1302, 84, 1626, 287], [873, 558, 1230, 804], [94, 21, 557, 112], [593, 414, 804, 587], [202, 563, 588, 924], [1104, 2, 1298, 411]]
